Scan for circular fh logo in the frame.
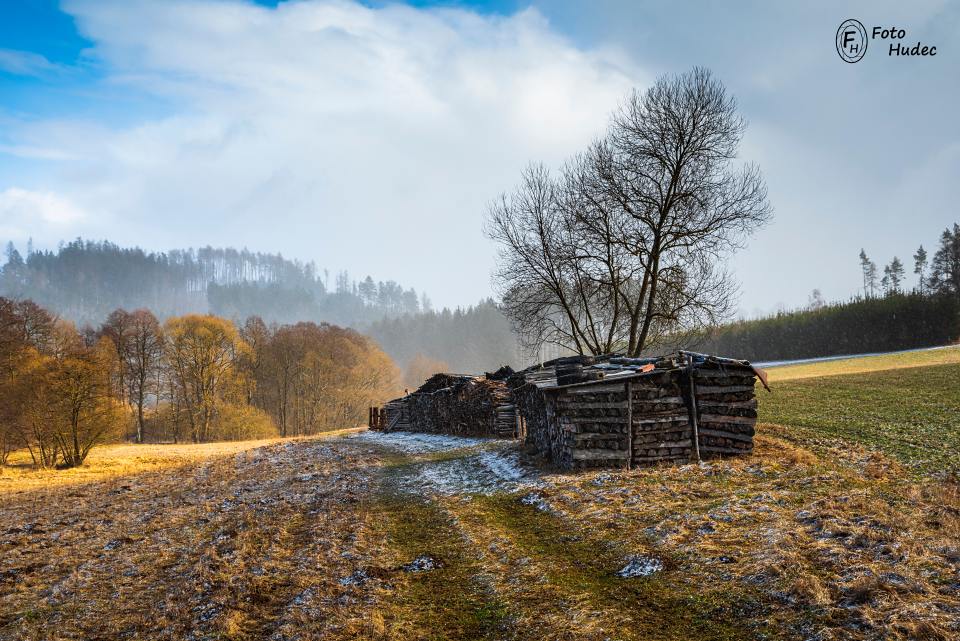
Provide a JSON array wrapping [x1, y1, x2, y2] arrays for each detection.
[[837, 19, 868, 62]]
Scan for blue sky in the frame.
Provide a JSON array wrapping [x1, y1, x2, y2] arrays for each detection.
[[1, 1, 958, 315]]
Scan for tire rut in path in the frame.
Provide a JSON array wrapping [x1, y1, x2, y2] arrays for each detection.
[[366, 448, 518, 640]]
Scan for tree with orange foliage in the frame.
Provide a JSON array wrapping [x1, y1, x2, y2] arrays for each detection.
[[13, 320, 121, 468]]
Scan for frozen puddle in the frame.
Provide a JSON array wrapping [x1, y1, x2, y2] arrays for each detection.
[[349, 430, 542, 495]]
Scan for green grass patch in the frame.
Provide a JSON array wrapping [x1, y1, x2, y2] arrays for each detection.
[[760, 362, 960, 473]]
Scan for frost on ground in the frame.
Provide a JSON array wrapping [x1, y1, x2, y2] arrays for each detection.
[[349, 430, 493, 454], [402, 555, 441, 572], [520, 491, 551, 512], [349, 430, 542, 496], [617, 555, 664, 578], [408, 455, 540, 495]]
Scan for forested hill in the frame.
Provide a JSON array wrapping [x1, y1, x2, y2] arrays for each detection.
[[0, 239, 424, 327], [0, 239, 527, 375]]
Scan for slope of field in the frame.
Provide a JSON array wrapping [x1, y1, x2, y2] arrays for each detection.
[[760, 350, 960, 473], [764, 344, 960, 383], [2, 428, 958, 640]]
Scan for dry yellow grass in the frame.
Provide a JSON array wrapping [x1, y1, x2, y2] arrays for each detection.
[[536, 431, 960, 640], [765, 344, 960, 382], [0, 427, 362, 495], [1, 431, 383, 640]]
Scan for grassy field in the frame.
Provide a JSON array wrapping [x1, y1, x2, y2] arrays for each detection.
[[1, 350, 959, 640], [0, 428, 363, 493], [760, 347, 960, 473], [764, 345, 960, 382]]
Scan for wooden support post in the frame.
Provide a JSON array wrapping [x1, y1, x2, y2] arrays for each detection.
[[625, 380, 633, 471], [687, 356, 702, 462]]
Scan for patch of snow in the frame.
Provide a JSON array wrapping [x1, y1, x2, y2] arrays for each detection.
[[617, 555, 663, 578], [404, 451, 542, 496], [592, 473, 615, 486], [349, 430, 543, 496], [520, 492, 551, 512], [349, 430, 492, 453], [403, 555, 441, 572], [476, 450, 525, 481]]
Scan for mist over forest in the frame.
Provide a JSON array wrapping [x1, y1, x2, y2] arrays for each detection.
[[0, 239, 525, 375]]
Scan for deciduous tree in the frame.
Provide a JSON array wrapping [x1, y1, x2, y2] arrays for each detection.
[[164, 315, 250, 443], [126, 310, 163, 443], [487, 68, 771, 356]]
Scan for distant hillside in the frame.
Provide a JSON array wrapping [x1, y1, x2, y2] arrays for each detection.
[[0, 239, 423, 327], [0, 239, 528, 375], [368, 298, 526, 375]]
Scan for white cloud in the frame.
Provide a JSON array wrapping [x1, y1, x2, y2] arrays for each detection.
[[0, 188, 87, 241], [1, 0, 644, 306], [0, 49, 59, 77]]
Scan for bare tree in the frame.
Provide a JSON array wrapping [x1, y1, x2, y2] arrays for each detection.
[[486, 164, 619, 355], [126, 310, 163, 443], [100, 309, 133, 404], [487, 68, 771, 357]]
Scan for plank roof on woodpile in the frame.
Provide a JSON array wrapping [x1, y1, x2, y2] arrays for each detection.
[[509, 351, 767, 391]]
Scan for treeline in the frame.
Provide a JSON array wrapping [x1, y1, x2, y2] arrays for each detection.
[[697, 223, 960, 361], [0, 239, 425, 327], [696, 293, 960, 362], [368, 299, 525, 381], [0, 298, 400, 468]]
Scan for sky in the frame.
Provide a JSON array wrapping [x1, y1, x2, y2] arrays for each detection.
[[0, 0, 957, 316]]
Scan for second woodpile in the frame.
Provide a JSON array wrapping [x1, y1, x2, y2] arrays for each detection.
[[382, 370, 517, 438]]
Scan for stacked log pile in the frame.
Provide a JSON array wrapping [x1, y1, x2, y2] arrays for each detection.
[[690, 360, 759, 457], [382, 399, 410, 432], [551, 382, 629, 470], [388, 373, 517, 438], [510, 352, 764, 471], [375, 352, 761, 468], [629, 370, 693, 466]]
